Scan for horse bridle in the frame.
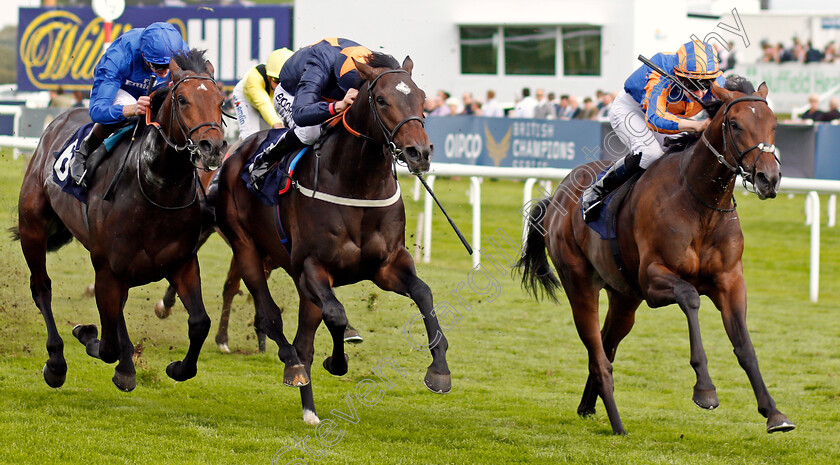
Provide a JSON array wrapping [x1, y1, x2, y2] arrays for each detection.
[[700, 95, 778, 192], [148, 74, 225, 170], [366, 69, 425, 160]]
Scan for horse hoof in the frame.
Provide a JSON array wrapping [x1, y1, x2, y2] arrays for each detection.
[[343, 328, 364, 344], [84, 284, 95, 297], [112, 371, 136, 392], [72, 324, 98, 343], [767, 414, 795, 433], [218, 343, 231, 353], [692, 387, 719, 410], [42, 363, 66, 388], [154, 300, 172, 319], [577, 406, 596, 417], [322, 354, 350, 376], [303, 409, 321, 426], [283, 364, 310, 387], [423, 368, 451, 394], [165, 361, 196, 382]]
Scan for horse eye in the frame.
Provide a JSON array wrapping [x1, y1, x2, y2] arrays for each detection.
[[178, 95, 187, 105], [376, 96, 386, 105], [729, 120, 739, 130]]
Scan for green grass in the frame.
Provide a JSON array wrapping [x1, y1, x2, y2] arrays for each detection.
[[0, 148, 839, 464]]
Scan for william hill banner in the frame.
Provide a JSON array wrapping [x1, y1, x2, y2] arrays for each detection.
[[17, 5, 292, 91], [425, 116, 602, 169]]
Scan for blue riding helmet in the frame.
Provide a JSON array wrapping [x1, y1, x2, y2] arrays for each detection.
[[140, 22, 185, 65]]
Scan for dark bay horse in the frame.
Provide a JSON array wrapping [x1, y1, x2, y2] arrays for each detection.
[[517, 79, 794, 435], [215, 54, 449, 424], [14, 49, 227, 391]]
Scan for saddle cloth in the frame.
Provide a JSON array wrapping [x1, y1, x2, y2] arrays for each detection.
[[241, 128, 309, 206], [584, 169, 642, 240]]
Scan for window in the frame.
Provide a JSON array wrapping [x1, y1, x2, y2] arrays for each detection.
[[562, 26, 601, 76], [460, 27, 497, 74], [458, 25, 602, 77], [504, 27, 556, 75]]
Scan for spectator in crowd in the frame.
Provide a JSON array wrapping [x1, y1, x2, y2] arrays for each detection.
[[547, 92, 559, 117], [445, 97, 460, 115], [576, 97, 599, 120], [724, 41, 737, 70], [760, 41, 778, 63], [533, 88, 554, 119], [597, 92, 614, 120], [512, 87, 538, 118], [800, 94, 823, 121], [461, 91, 476, 115], [823, 41, 837, 63], [429, 90, 451, 116], [72, 90, 86, 108], [556, 94, 570, 119], [820, 98, 840, 122], [49, 86, 75, 108], [423, 96, 436, 116], [482, 89, 504, 117], [595, 89, 605, 109], [779, 41, 796, 63], [561, 96, 581, 120], [805, 40, 823, 63]]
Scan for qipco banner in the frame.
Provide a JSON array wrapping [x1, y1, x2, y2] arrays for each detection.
[[425, 116, 602, 169], [17, 5, 292, 91]]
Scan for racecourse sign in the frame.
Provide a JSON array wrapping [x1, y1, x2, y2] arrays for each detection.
[[17, 5, 292, 91]]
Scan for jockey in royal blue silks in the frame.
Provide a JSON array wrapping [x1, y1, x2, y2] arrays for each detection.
[[70, 22, 190, 188], [580, 40, 727, 222], [248, 37, 374, 191]]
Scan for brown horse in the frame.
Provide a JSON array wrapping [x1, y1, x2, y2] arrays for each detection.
[[516, 78, 794, 434], [14, 49, 227, 391], [215, 54, 449, 424]]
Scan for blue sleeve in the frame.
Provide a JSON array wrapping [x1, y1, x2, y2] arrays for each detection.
[[291, 54, 334, 127], [89, 54, 128, 125]]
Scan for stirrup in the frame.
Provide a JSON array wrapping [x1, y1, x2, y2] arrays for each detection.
[[582, 199, 604, 223]]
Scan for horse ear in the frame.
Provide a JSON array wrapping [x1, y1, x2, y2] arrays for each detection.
[[401, 56, 414, 76], [353, 58, 381, 82], [169, 57, 184, 81], [710, 81, 734, 102], [204, 60, 215, 78], [755, 81, 769, 99]]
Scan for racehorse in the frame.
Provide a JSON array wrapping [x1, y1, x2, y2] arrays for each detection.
[[13, 49, 227, 392], [215, 54, 450, 424], [516, 78, 794, 435]]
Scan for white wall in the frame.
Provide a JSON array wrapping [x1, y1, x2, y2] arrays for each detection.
[[294, 0, 693, 103]]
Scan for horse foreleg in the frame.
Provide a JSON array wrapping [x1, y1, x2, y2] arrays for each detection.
[[299, 257, 348, 377], [20, 228, 66, 388], [374, 250, 450, 394], [645, 265, 718, 410], [83, 269, 128, 365], [293, 296, 324, 425], [233, 240, 306, 386], [215, 255, 241, 353], [165, 256, 211, 382], [578, 289, 640, 417], [112, 310, 136, 391], [710, 274, 794, 433]]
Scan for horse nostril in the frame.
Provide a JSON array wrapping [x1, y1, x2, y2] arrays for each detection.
[[199, 140, 213, 155], [756, 171, 769, 186]]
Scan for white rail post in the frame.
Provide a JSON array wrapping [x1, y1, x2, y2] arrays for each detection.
[[522, 178, 538, 244], [805, 194, 813, 226], [413, 176, 422, 201], [828, 194, 836, 227], [422, 175, 436, 263], [470, 176, 482, 268], [808, 191, 820, 303]]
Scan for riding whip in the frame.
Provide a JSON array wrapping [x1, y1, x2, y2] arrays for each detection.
[[104, 75, 156, 200], [415, 173, 473, 256], [637, 55, 715, 114]]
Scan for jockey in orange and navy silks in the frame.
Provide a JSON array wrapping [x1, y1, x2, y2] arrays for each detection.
[[248, 38, 373, 190], [581, 40, 725, 222], [71, 22, 190, 188]]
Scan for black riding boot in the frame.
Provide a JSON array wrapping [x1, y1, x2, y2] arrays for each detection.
[[248, 130, 305, 191], [581, 152, 644, 223], [70, 123, 110, 188]]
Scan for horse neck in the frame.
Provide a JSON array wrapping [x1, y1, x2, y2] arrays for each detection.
[[681, 118, 738, 212], [138, 117, 197, 197]]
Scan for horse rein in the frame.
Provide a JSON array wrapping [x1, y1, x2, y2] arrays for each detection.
[[700, 95, 778, 193], [146, 74, 225, 170]]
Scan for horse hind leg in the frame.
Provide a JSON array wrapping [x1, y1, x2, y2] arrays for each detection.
[[154, 285, 177, 319], [578, 289, 641, 417], [215, 256, 242, 353]]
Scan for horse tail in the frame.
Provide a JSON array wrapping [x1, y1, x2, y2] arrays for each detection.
[[514, 198, 561, 303], [8, 223, 73, 252]]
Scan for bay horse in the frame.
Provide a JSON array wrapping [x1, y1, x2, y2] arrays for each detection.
[[215, 54, 450, 424], [516, 78, 794, 434], [14, 49, 227, 391]]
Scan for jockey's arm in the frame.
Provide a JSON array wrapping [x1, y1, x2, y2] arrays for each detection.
[[243, 68, 282, 128], [89, 59, 130, 125], [643, 74, 707, 134]]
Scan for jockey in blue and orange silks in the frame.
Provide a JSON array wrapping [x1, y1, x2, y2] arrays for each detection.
[[248, 37, 375, 191], [71, 22, 190, 188], [581, 40, 726, 222]]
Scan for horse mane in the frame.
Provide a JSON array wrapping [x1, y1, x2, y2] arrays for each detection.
[[663, 74, 757, 155], [149, 48, 211, 121], [365, 52, 400, 72]]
